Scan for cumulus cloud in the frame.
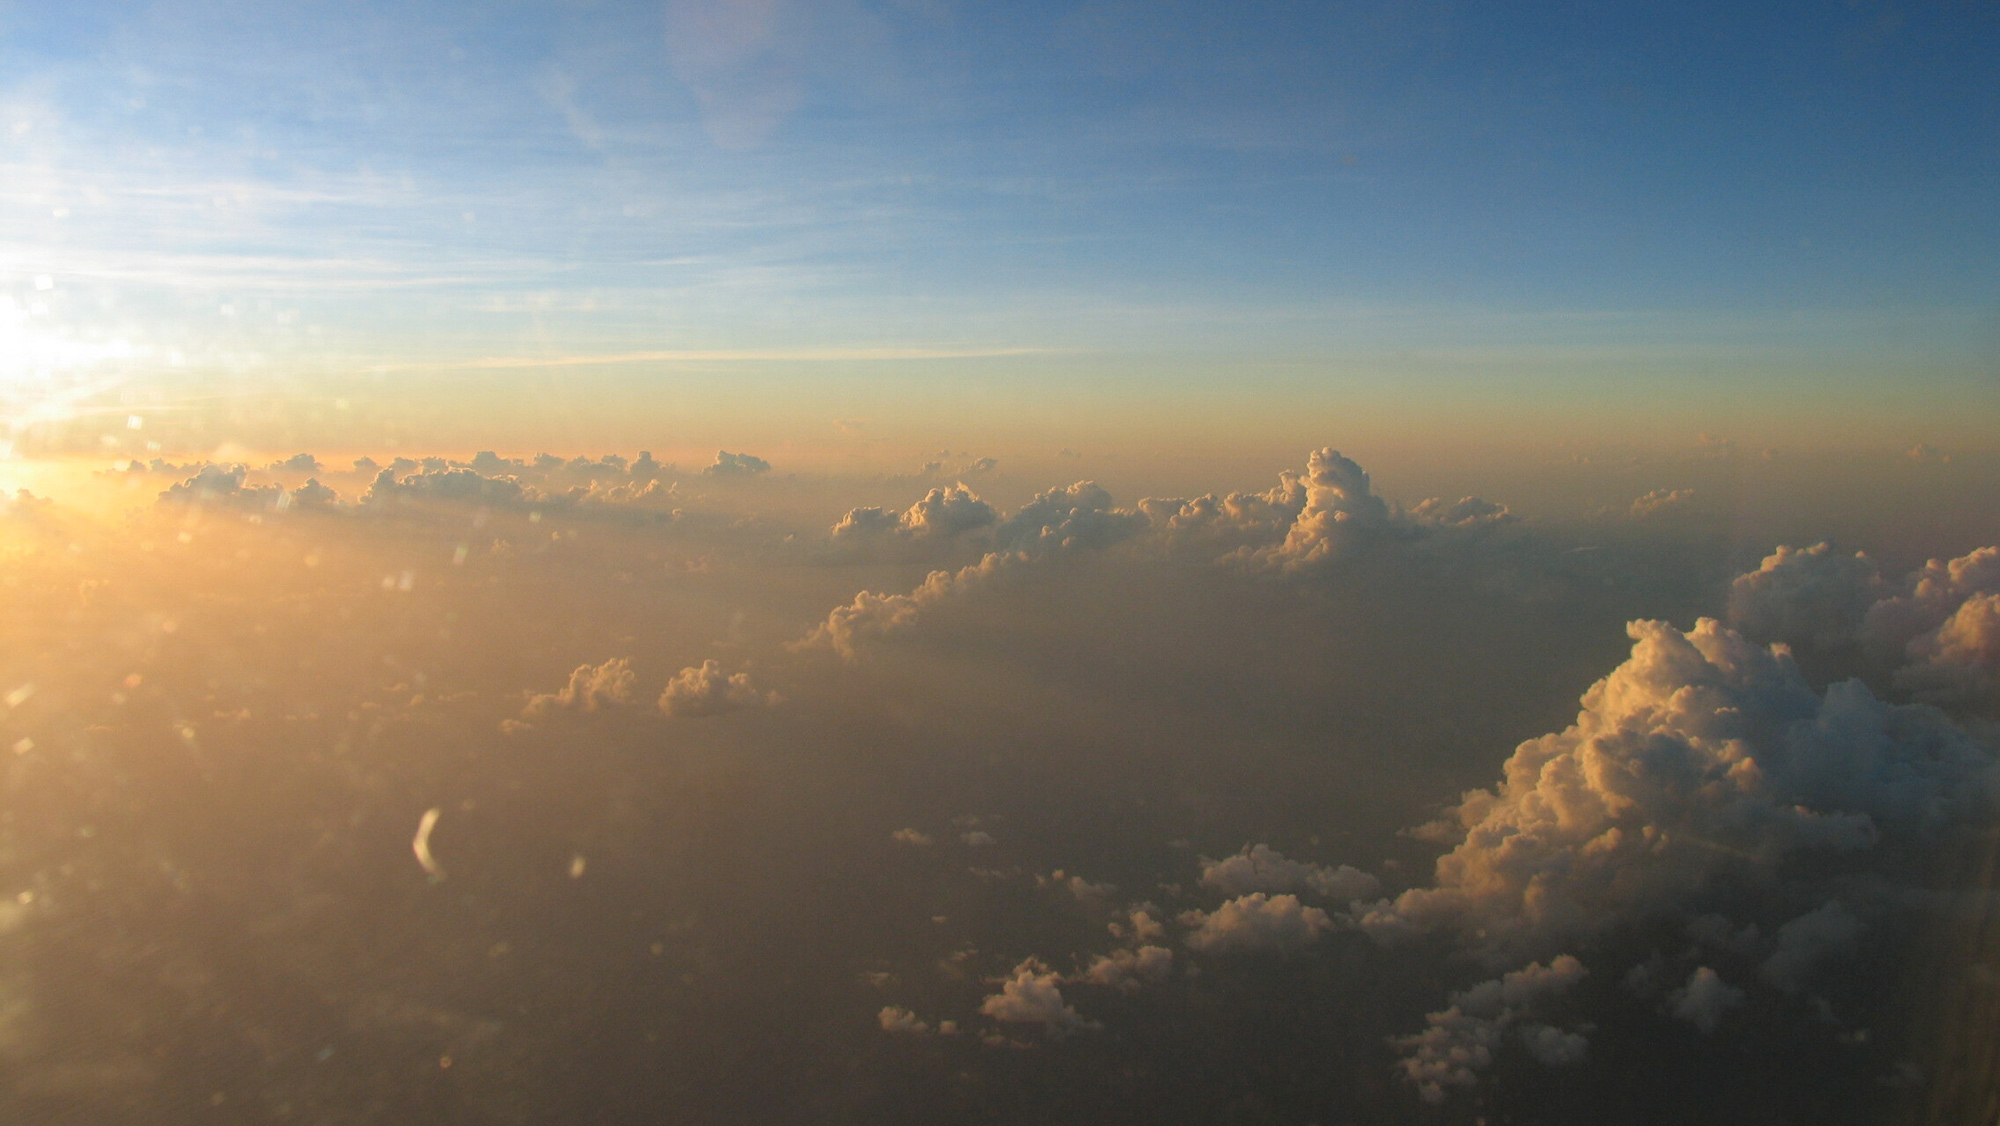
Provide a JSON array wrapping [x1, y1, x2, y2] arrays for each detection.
[[1668, 966, 1745, 1033], [156, 465, 344, 514], [1108, 905, 1167, 944], [522, 658, 637, 719], [1733, 544, 2000, 708], [1728, 542, 1889, 649], [656, 660, 778, 718], [877, 1006, 932, 1034], [794, 551, 1021, 660], [1627, 488, 1695, 517], [1075, 945, 1173, 992], [701, 450, 771, 479], [979, 959, 1099, 1033], [1406, 495, 1515, 528], [1357, 617, 1993, 963], [1393, 955, 1589, 1103], [830, 483, 998, 554], [1141, 447, 1506, 569], [265, 453, 321, 474], [364, 467, 537, 509], [890, 828, 933, 847], [1236, 448, 1398, 570], [1180, 893, 1333, 954], [993, 481, 1148, 554], [1197, 844, 1379, 902], [1759, 899, 1862, 993]]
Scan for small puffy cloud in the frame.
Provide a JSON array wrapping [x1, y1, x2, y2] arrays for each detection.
[[522, 658, 636, 719], [1393, 956, 1588, 1103], [291, 479, 342, 509], [1180, 893, 1333, 954], [1906, 443, 1950, 463], [878, 1006, 932, 1034], [961, 830, 997, 848], [700, 450, 771, 478], [265, 452, 321, 474], [1668, 967, 1745, 1033], [1037, 870, 1115, 900], [1406, 495, 1514, 528], [1198, 844, 1379, 902], [1109, 905, 1167, 944], [890, 828, 933, 847], [1075, 945, 1172, 992], [979, 959, 1099, 1033], [1627, 488, 1695, 517], [1759, 899, 1862, 993], [656, 660, 778, 718], [159, 464, 288, 511], [364, 467, 536, 509], [830, 483, 998, 553]]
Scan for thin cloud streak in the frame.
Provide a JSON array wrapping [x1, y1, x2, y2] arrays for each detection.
[[366, 347, 1052, 372]]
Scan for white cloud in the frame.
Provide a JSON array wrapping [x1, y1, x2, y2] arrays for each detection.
[[890, 828, 933, 847], [1180, 893, 1333, 954], [656, 660, 778, 718]]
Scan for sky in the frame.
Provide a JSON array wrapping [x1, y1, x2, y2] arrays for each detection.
[[1, 0, 1995, 458], [3, 4, 2000, 1125]]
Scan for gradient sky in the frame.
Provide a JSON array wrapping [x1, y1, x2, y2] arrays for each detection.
[[1, 0, 1995, 453]]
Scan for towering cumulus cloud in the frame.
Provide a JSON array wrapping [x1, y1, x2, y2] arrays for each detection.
[[1362, 618, 1992, 958], [1360, 612, 1994, 1099], [1732, 544, 2000, 709]]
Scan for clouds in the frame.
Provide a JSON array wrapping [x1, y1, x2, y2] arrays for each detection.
[[1668, 966, 1744, 1033], [522, 657, 637, 718], [701, 450, 771, 479], [829, 482, 998, 558], [1729, 542, 1890, 650], [1198, 844, 1379, 902], [1180, 893, 1333, 954], [978, 959, 1100, 1034], [1759, 899, 1862, 993], [1076, 945, 1173, 992], [1392, 955, 1589, 1103], [657, 660, 778, 717], [159, 464, 292, 511], [1732, 543, 2000, 709], [1362, 617, 1993, 969], [794, 551, 1020, 660]]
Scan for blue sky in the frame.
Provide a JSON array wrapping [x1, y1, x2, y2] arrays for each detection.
[[1, 0, 1995, 451]]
